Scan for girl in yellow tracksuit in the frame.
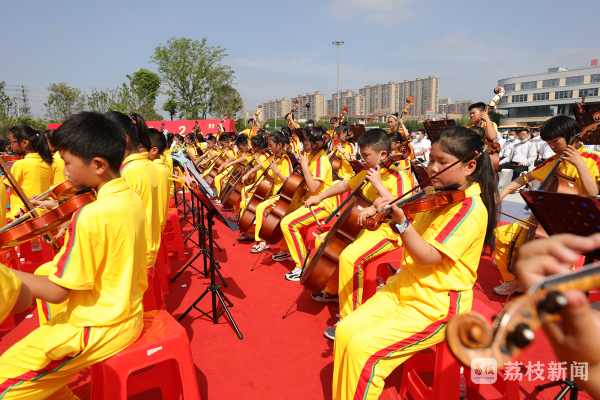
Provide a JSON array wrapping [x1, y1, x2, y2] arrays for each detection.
[[277, 126, 337, 280], [332, 126, 498, 400], [234, 136, 269, 226], [213, 135, 252, 199], [237, 132, 292, 252], [328, 123, 357, 181]]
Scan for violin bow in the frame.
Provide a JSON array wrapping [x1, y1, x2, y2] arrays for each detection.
[[0, 158, 60, 251]]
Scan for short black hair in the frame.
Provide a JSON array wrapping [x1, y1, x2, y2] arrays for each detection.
[[540, 115, 579, 142], [52, 111, 126, 172], [517, 128, 529, 134], [148, 128, 167, 154], [235, 134, 249, 147], [251, 134, 267, 149], [206, 134, 217, 143], [468, 102, 486, 112], [218, 134, 229, 142], [359, 129, 391, 154]]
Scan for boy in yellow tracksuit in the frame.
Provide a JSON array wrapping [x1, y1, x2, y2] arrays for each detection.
[[304, 129, 412, 334], [492, 115, 600, 295], [278, 127, 336, 280], [148, 129, 171, 231], [202, 134, 236, 181], [333, 126, 496, 400], [0, 111, 148, 400]]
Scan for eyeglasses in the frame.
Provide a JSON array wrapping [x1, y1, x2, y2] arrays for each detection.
[[9, 141, 20, 144]]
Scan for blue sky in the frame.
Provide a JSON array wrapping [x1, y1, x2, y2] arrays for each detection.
[[2, 0, 599, 118]]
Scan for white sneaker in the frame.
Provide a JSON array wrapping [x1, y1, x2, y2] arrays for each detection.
[[285, 267, 303, 281], [493, 280, 523, 296]]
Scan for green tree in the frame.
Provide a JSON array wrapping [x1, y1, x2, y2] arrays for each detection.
[[151, 37, 234, 119], [235, 118, 247, 132], [127, 68, 161, 108], [262, 118, 287, 129], [403, 120, 425, 132], [455, 113, 472, 127], [44, 83, 86, 122], [488, 111, 502, 126], [87, 87, 119, 113], [162, 99, 178, 121], [208, 84, 243, 119]]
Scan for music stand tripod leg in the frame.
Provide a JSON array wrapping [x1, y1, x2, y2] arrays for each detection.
[[536, 378, 581, 400], [178, 206, 242, 339]]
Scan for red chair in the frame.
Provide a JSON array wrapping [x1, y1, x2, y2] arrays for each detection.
[[156, 237, 171, 295], [397, 299, 520, 400], [91, 310, 201, 400], [163, 209, 186, 260], [18, 238, 57, 273], [361, 248, 403, 302], [142, 267, 166, 312]]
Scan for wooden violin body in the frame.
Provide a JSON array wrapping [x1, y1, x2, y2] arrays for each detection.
[[0, 190, 96, 250], [259, 171, 306, 245], [238, 175, 274, 233], [301, 195, 372, 293], [219, 163, 245, 201]]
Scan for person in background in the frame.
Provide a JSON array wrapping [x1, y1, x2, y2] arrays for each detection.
[[43, 129, 68, 186], [498, 128, 536, 181], [411, 129, 430, 163], [467, 102, 498, 142], [499, 130, 517, 160]]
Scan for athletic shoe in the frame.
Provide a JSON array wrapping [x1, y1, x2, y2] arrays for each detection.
[[324, 319, 340, 340], [312, 291, 339, 303], [493, 280, 523, 296], [273, 251, 293, 262], [285, 267, 303, 281]]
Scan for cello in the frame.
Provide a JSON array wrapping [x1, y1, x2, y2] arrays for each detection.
[[330, 107, 349, 176], [299, 153, 405, 293], [238, 150, 289, 234], [259, 132, 330, 245], [391, 97, 415, 161], [221, 149, 272, 209], [476, 86, 504, 170]]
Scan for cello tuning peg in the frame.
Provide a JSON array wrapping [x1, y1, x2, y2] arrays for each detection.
[[539, 291, 568, 314], [508, 323, 535, 348]]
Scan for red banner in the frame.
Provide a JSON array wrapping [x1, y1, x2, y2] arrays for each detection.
[[47, 119, 235, 136]]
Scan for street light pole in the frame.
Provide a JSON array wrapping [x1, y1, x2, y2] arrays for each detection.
[[273, 111, 277, 130], [332, 41, 344, 119]]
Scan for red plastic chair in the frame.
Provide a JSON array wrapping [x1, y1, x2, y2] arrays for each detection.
[[397, 299, 520, 400], [156, 236, 171, 294], [91, 310, 201, 400], [163, 209, 186, 260], [142, 267, 166, 312], [18, 238, 57, 273], [361, 248, 403, 302]]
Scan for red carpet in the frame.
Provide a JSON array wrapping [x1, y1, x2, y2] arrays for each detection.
[[0, 206, 594, 399]]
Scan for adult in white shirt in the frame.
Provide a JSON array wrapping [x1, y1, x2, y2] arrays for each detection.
[[498, 128, 537, 180], [499, 130, 517, 159], [412, 129, 430, 162], [535, 141, 555, 166]]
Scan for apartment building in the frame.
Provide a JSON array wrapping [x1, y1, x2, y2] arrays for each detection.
[[291, 91, 327, 122]]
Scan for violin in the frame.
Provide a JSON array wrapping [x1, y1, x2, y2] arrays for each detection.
[[300, 153, 405, 292], [446, 262, 600, 370], [365, 185, 465, 231], [259, 136, 331, 245], [477, 86, 505, 170], [363, 150, 481, 231], [16, 179, 77, 216], [0, 154, 23, 163]]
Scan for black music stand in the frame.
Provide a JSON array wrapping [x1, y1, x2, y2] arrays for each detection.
[[177, 185, 243, 339], [521, 189, 599, 398], [521, 190, 600, 262], [349, 124, 365, 143], [424, 119, 456, 141]]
